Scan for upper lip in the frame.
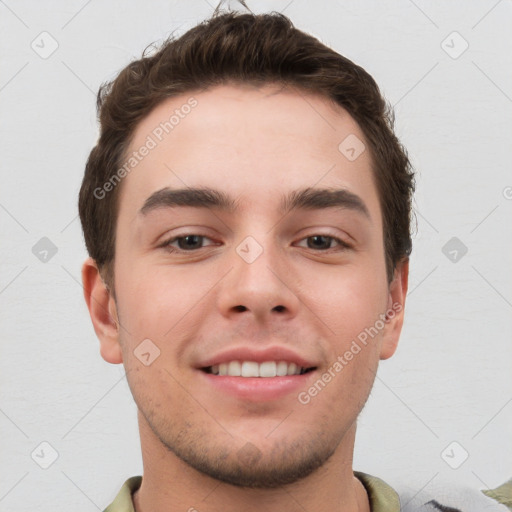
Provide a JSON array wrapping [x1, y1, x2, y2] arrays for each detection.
[[196, 346, 318, 369]]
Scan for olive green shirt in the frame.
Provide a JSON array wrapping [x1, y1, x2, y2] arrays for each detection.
[[103, 473, 512, 511], [103, 471, 400, 512]]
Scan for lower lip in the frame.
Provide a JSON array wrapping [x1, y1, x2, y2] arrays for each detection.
[[198, 370, 317, 401]]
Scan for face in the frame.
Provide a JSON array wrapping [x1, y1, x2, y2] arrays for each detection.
[[85, 83, 407, 488]]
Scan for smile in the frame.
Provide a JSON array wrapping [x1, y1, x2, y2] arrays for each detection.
[[203, 360, 316, 377]]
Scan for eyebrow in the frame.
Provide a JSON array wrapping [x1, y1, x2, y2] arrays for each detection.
[[139, 186, 370, 220]]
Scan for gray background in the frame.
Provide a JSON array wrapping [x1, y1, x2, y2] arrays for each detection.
[[1, 0, 511, 510]]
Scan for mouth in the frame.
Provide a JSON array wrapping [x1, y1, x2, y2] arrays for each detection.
[[195, 346, 319, 401], [196, 348, 319, 401], [201, 360, 317, 377]]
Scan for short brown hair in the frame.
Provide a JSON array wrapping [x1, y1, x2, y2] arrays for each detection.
[[79, 10, 415, 289]]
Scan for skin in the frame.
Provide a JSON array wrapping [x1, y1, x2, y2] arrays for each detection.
[[82, 83, 408, 512]]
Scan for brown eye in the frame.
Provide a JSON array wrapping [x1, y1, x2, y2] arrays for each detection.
[[296, 235, 351, 251], [161, 234, 216, 252], [175, 235, 204, 250], [307, 235, 335, 250]]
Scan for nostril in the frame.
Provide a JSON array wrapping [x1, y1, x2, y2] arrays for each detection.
[[234, 305, 247, 312], [273, 305, 285, 312]]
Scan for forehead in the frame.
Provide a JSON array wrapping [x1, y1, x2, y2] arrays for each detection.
[[118, 83, 379, 219]]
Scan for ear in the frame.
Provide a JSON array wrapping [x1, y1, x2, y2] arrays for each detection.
[[380, 258, 409, 360], [81, 257, 123, 364]]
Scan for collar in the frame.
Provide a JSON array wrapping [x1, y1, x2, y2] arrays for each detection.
[[103, 472, 400, 512]]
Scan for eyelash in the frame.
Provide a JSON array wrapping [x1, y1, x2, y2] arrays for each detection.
[[159, 234, 352, 253]]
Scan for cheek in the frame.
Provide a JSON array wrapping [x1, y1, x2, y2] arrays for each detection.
[[114, 262, 214, 345], [113, 260, 162, 348], [298, 261, 388, 343]]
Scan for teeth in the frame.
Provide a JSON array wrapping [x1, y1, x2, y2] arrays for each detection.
[[228, 361, 241, 376], [241, 361, 259, 377], [276, 361, 288, 376], [209, 361, 308, 377], [259, 361, 276, 377]]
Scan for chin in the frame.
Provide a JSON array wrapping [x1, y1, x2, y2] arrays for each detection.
[[176, 438, 336, 488], [152, 416, 342, 488]]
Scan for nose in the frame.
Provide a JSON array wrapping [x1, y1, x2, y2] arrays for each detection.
[[216, 236, 300, 324]]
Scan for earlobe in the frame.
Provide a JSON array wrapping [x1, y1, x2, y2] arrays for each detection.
[[81, 258, 123, 364], [380, 259, 409, 360]]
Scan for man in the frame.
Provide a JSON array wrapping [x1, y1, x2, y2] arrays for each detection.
[[78, 8, 510, 512]]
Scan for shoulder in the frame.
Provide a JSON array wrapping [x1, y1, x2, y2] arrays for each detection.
[[355, 472, 512, 512], [396, 477, 512, 512], [103, 476, 142, 512]]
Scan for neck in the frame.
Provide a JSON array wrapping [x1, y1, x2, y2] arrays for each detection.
[[132, 411, 369, 512]]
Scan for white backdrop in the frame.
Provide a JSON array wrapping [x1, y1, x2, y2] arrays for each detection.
[[1, 1, 511, 510]]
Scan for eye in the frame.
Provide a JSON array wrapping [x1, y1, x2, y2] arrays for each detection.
[[296, 235, 351, 251], [160, 234, 217, 252], [159, 233, 350, 253]]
